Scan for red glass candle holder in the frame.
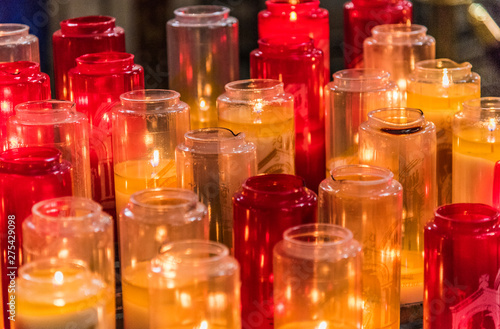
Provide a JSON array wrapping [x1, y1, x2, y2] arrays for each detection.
[[343, 0, 412, 69], [52, 16, 126, 100], [0, 147, 72, 329], [0, 61, 50, 151], [233, 174, 317, 329], [250, 36, 325, 192], [424, 203, 500, 329], [258, 0, 330, 83], [69, 52, 144, 217]]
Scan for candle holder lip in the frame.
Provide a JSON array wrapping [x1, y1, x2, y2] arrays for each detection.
[[266, 0, 322, 13], [119, 89, 186, 113], [242, 173, 306, 195], [0, 147, 66, 175], [13, 100, 84, 124], [225, 78, 284, 93], [329, 164, 394, 185], [372, 23, 427, 36], [60, 15, 117, 34], [368, 107, 427, 129], [258, 35, 315, 52], [331, 68, 395, 92], [0, 61, 41, 78], [462, 97, 500, 112], [416, 58, 471, 71], [18, 257, 91, 284], [14, 99, 75, 113], [180, 127, 255, 154], [433, 203, 499, 227], [0, 23, 29, 37], [73, 51, 137, 74], [76, 51, 134, 65], [174, 5, 230, 18]]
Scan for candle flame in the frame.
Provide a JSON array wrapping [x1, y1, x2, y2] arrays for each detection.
[[199, 98, 209, 111], [290, 11, 297, 21], [316, 321, 328, 329], [53, 271, 64, 285], [488, 118, 496, 132], [151, 149, 160, 168], [199, 321, 208, 329], [442, 69, 451, 88], [1, 101, 11, 114]]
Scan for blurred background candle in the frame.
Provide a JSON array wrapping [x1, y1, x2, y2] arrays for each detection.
[[273, 224, 362, 329], [0, 61, 50, 151], [257, 0, 330, 83], [363, 24, 436, 103], [0, 24, 39, 63], [176, 128, 256, 249], [7, 100, 91, 198], [0, 147, 71, 329], [319, 165, 402, 329], [52, 15, 126, 100], [233, 174, 317, 329], [407, 59, 480, 206], [167, 5, 238, 129], [424, 203, 500, 329], [120, 188, 208, 329], [325, 69, 399, 172], [250, 36, 325, 191], [343, 0, 412, 69], [15, 258, 114, 329], [359, 108, 436, 305], [148, 240, 240, 329], [112, 89, 190, 213], [453, 97, 500, 206], [218, 79, 295, 174], [68, 52, 144, 218]]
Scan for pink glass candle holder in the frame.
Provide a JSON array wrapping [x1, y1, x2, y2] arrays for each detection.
[[0, 147, 72, 329], [233, 174, 317, 329], [0, 24, 39, 63], [0, 61, 50, 151], [250, 36, 325, 191], [52, 15, 126, 100], [424, 203, 500, 329], [258, 0, 330, 83]]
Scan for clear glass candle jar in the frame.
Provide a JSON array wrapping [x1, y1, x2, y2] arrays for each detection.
[[325, 69, 400, 172], [343, 0, 412, 69], [250, 35, 325, 191], [112, 89, 190, 213], [149, 240, 240, 329], [233, 174, 317, 329], [120, 188, 208, 329], [15, 258, 114, 329], [319, 165, 402, 329], [0, 61, 50, 151], [218, 79, 295, 175], [407, 59, 480, 206], [364, 24, 435, 100], [7, 100, 91, 198], [424, 203, 500, 329], [0, 24, 39, 63], [359, 107, 436, 305], [274, 224, 362, 329], [167, 5, 239, 129], [176, 128, 257, 250], [52, 15, 126, 99], [453, 98, 500, 206], [258, 0, 330, 83], [0, 147, 72, 329]]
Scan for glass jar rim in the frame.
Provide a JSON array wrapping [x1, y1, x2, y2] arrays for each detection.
[[61, 15, 115, 28], [32, 196, 104, 223], [329, 164, 394, 186], [0, 23, 29, 37], [76, 51, 134, 65], [155, 240, 229, 266], [434, 203, 499, 225], [416, 58, 471, 71], [127, 188, 198, 213], [14, 100, 75, 114], [372, 24, 427, 36], [368, 107, 425, 129], [242, 174, 306, 196], [174, 5, 230, 19], [225, 79, 283, 93], [18, 258, 90, 285], [283, 223, 354, 248], [462, 97, 500, 112]]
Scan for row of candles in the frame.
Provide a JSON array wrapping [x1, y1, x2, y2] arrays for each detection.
[[1, 0, 499, 329]]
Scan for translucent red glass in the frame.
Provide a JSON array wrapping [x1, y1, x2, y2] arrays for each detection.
[[250, 36, 325, 192], [0, 61, 50, 151], [69, 52, 144, 218], [233, 174, 317, 329], [258, 0, 330, 83], [343, 0, 412, 68], [424, 203, 500, 329], [0, 147, 72, 329], [52, 15, 126, 100]]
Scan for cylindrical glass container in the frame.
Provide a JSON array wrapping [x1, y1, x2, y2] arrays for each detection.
[[148, 240, 240, 329], [0, 147, 72, 329], [250, 36, 325, 191], [258, 0, 330, 83], [407, 59, 480, 206], [325, 69, 400, 172], [274, 224, 362, 329], [68, 52, 144, 217], [218, 79, 295, 174], [7, 100, 91, 198], [359, 108, 436, 304], [233, 174, 317, 329], [120, 188, 208, 329], [319, 165, 402, 329], [52, 15, 126, 100], [343, 0, 412, 69], [424, 203, 500, 329], [176, 128, 257, 249], [363, 24, 436, 100], [167, 5, 239, 129], [112, 89, 190, 213], [0, 24, 39, 63], [453, 98, 500, 206], [15, 258, 114, 329], [0, 61, 50, 151]]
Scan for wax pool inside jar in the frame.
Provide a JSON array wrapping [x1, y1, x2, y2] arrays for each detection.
[[122, 263, 149, 329]]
